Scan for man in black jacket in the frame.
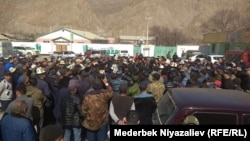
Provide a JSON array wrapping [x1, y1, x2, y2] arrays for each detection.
[[134, 82, 157, 125], [60, 79, 82, 141]]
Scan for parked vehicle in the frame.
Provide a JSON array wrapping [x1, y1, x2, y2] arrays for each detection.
[[224, 50, 250, 67], [119, 50, 129, 57], [181, 50, 202, 61], [0, 41, 15, 59], [153, 88, 250, 125], [51, 51, 76, 60], [13, 50, 25, 58], [188, 54, 208, 62], [207, 55, 224, 63], [13, 46, 39, 57], [85, 50, 107, 58]]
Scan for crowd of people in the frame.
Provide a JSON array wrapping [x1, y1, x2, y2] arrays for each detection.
[[0, 52, 249, 141]]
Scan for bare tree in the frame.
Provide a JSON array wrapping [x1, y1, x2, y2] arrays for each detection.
[[201, 9, 246, 33], [0, 0, 9, 14], [150, 26, 172, 46], [150, 26, 189, 46]]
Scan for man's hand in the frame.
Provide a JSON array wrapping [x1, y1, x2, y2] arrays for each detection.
[[102, 77, 108, 84]]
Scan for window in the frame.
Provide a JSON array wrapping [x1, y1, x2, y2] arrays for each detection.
[[157, 93, 176, 124], [196, 54, 205, 58], [92, 50, 100, 54], [243, 114, 250, 124], [193, 112, 237, 125], [225, 43, 230, 51], [234, 55, 242, 62], [14, 47, 25, 50], [211, 44, 216, 53], [25, 47, 35, 50], [121, 50, 128, 53], [213, 57, 219, 60]]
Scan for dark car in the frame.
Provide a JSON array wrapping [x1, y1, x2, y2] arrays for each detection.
[[13, 50, 25, 58], [85, 50, 107, 58], [153, 88, 250, 125]]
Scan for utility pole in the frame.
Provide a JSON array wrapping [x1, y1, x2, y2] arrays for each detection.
[[145, 17, 152, 45]]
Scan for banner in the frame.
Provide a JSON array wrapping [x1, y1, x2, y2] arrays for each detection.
[[110, 125, 250, 140]]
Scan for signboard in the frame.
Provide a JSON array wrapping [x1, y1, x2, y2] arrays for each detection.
[[106, 49, 119, 56], [143, 45, 151, 50]]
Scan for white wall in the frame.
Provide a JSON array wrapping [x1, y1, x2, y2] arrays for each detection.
[[85, 44, 134, 56], [12, 42, 58, 54], [11, 42, 135, 56]]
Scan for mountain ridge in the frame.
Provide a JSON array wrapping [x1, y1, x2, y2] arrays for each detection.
[[0, 0, 249, 44]]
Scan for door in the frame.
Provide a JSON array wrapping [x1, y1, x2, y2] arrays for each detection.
[[56, 45, 67, 52], [143, 49, 149, 57]]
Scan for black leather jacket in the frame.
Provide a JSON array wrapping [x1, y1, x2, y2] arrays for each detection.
[[60, 92, 82, 128]]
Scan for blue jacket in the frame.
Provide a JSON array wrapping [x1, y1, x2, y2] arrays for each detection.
[[54, 87, 69, 120], [4, 62, 13, 72], [110, 78, 127, 95], [36, 78, 52, 107], [0, 113, 37, 141]]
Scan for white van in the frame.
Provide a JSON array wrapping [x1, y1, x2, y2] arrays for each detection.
[[13, 46, 40, 57], [119, 50, 129, 57], [208, 55, 224, 63], [0, 41, 15, 59]]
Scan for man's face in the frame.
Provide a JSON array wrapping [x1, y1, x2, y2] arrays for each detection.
[[223, 74, 230, 79], [236, 67, 241, 71], [246, 70, 250, 75], [5, 75, 11, 82]]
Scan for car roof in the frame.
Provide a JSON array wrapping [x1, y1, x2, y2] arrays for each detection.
[[208, 55, 224, 57], [170, 88, 250, 111]]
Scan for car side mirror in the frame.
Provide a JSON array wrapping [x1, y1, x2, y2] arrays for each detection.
[[182, 115, 199, 125]]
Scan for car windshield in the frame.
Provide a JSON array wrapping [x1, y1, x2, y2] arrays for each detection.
[[213, 57, 223, 60], [121, 50, 128, 53], [67, 51, 74, 54], [25, 47, 35, 50], [155, 92, 175, 124], [92, 50, 100, 54]]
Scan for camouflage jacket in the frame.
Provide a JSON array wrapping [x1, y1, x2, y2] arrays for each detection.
[[146, 81, 165, 103], [82, 85, 114, 131]]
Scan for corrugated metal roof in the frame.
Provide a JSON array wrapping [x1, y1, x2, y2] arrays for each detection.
[[119, 35, 155, 40], [64, 28, 107, 40], [0, 34, 9, 40]]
